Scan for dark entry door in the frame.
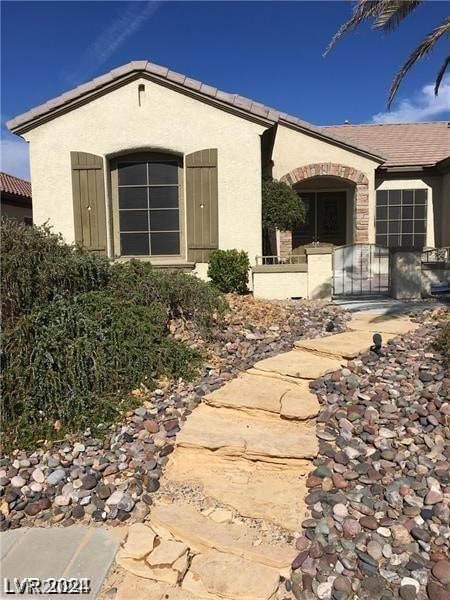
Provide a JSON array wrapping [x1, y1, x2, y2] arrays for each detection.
[[292, 191, 346, 251]]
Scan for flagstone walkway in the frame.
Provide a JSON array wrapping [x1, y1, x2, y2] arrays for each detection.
[[110, 310, 419, 600]]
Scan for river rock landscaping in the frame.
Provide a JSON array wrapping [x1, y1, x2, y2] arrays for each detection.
[[291, 307, 449, 600], [0, 295, 347, 532]]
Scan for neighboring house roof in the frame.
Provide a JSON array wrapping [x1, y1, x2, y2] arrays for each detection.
[[0, 171, 32, 200], [6, 60, 384, 162], [322, 122, 450, 169]]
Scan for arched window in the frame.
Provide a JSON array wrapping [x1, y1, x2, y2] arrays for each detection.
[[111, 152, 183, 257]]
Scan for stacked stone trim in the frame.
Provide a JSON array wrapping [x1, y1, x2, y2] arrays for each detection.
[[280, 162, 369, 243], [279, 230, 293, 258]]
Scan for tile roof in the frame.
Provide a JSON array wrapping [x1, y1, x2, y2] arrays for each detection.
[[0, 171, 32, 199], [322, 122, 450, 168], [6, 60, 383, 161]]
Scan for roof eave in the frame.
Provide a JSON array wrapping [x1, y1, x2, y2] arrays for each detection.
[[7, 64, 276, 136], [278, 118, 385, 163]]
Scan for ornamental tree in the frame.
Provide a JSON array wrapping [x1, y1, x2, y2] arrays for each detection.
[[262, 179, 306, 231]]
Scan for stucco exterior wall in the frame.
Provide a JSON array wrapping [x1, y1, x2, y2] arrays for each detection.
[[252, 270, 308, 300], [441, 173, 450, 246], [24, 77, 266, 262], [271, 125, 381, 243], [375, 175, 442, 248]]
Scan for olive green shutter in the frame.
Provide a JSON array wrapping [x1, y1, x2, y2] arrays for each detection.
[[71, 152, 107, 254], [185, 149, 218, 262]]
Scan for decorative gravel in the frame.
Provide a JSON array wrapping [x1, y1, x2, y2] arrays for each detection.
[[0, 297, 348, 532], [288, 308, 449, 600]]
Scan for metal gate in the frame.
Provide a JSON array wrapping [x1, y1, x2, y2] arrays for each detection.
[[333, 244, 390, 297]]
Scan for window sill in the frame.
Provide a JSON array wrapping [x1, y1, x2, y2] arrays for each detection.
[[113, 256, 195, 269]]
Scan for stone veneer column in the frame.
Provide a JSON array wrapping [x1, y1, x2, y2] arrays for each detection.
[[279, 230, 292, 257], [354, 182, 369, 243]]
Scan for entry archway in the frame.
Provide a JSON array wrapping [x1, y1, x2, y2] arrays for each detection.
[[280, 162, 369, 245]]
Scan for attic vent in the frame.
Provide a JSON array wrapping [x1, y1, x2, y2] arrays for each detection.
[[138, 84, 145, 106]]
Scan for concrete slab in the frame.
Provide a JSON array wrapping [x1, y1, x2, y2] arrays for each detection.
[[294, 330, 396, 359], [334, 298, 447, 314], [177, 404, 318, 462], [62, 528, 122, 598], [204, 373, 319, 420], [0, 527, 121, 599], [0, 528, 28, 560], [253, 349, 343, 380]]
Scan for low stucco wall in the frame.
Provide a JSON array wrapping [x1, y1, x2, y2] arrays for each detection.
[[306, 248, 333, 299], [421, 265, 450, 296], [252, 248, 333, 300], [252, 266, 308, 300]]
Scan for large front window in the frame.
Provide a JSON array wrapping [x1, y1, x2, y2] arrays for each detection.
[[118, 157, 180, 256], [376, 189, 427, 248]]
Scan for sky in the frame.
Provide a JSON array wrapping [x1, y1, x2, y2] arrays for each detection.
[[1, 0, 450, 179]]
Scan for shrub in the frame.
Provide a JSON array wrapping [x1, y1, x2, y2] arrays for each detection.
[[434, 320, 450, 362], [207, 249, 250, 294], [1, 291, 201, 449], [262, 179, 306, 231], [1, 220, 110, 326], [110, 261, 228, 328]]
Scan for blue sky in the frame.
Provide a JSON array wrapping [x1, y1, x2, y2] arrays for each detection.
[[2, 0, 449, 179]]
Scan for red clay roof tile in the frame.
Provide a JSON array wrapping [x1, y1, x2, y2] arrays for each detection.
[[0, 172, 32, 199]]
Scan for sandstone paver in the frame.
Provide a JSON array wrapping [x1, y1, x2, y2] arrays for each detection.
[[165, 447, 312, 530], [149, 502, 296, 570], [204, 372, 319, 420], [176, 404, 318, 462], [253, 348, 343, 379], [294, 329, 396, 358], [348, 311, 420, 334], [182, 549, 280, 600]]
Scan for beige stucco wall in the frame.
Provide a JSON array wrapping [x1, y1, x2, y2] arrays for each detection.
[[306, 250, 333, 299], [441, 173, 450, 246], [376, 176, 442, 247], [252, 270, 308, 299], [271, 125, 381, 243], [23, 77, 266, 263]]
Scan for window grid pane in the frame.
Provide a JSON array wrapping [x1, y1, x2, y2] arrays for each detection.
[[375, 189, 427, 248], [118, 159, 180, 256]]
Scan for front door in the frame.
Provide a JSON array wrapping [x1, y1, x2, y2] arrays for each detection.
[[292, 191, 346, 251]]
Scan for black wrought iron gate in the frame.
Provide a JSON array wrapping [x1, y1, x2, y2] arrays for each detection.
[[333, 244, 390, 297]]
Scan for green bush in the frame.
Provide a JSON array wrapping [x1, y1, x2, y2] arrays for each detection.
[[262, 179, 306, 231], [1, 220, 110, 326], [207, 249, 250, 294], [110, 260, 227, 328], [1, 291, 201, 449], [434, 320, 450, 362]]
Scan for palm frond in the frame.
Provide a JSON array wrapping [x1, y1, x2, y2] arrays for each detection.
[[324, 0, 380, 56], [435, 54, 450, 95], [374, 0, 423, 31], [387, 16, 450, 107]]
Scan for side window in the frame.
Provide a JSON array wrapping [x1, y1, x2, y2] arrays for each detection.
[[376, 189, 427, 248]]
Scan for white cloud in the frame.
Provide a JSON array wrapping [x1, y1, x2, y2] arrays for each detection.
[[66, 1, 161, 85], [372, 76, 450, 123], [0, 135, 30, 180]]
